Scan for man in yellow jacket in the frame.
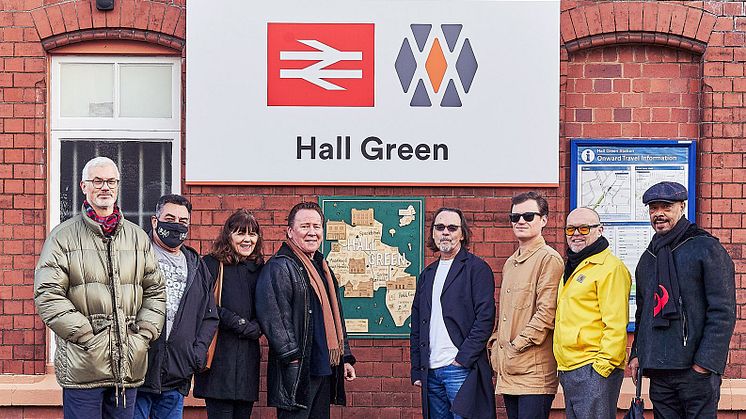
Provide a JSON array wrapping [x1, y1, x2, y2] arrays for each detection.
[[553, 207, 631, 419]]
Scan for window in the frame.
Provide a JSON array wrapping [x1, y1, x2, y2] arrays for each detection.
[[50, 55, 182, 229], [58, 139, 173, 226]]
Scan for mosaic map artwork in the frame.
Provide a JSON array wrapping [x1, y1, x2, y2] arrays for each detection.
[[320, 197, 424, 339]]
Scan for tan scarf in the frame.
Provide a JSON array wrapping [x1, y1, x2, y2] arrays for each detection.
[[286, 240, 344, 366]]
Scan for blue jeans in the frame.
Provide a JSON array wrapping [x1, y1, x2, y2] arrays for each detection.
[[63, 387, 138, 419], [134, 389, 184, 419], [427, 364, 469, 419]]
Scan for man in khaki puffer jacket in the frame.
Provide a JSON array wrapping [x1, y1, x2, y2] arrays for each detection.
[[34, 156, 165, 419]]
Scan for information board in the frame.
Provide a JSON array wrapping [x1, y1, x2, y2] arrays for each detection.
[[570, 139, 697, 329], [320, 196, 425, 339]]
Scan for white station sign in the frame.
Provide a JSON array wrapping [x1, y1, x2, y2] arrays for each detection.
[[186, 0, 560, 185]]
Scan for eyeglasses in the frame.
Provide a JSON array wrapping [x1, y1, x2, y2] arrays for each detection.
[[84, 178, 120, 189], [564, 224, 601, 236], [434, 224, 461, 232], [508, 212, 542, 223]]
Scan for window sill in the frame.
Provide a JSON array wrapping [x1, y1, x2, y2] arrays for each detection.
[[0, 373, 204, 407]]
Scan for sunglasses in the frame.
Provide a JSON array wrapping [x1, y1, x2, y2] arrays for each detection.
[[564, 224, 601, 236], [434, 224, 461, 232], [508, 212, 542, 223]]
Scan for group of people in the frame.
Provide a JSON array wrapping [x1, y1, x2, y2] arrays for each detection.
[[410, 187, 735, 419], [32, 155, 735, 419], [34, 157, 355, 419]]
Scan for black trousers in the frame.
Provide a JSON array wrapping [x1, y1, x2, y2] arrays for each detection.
[[502, 394, 555, 419], [648, 368, 721, 419], [277, 375, 331, 419], [204, 398, 254, 419]]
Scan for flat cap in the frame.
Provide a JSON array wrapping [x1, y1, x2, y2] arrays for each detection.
[[642, 181, 688, 205]]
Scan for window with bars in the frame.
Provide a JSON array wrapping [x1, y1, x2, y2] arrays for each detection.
[[60, 140, 173, 228]]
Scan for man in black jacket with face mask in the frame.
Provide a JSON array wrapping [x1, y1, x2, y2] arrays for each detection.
[[629, 182, 735, 419], [134, 194, 219, 419]]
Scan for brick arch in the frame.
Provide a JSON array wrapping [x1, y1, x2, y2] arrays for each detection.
[[561, 1, 717, 54], [29, 0, 184, 51]]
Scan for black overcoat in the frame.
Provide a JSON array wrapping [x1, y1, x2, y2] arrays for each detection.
[[193, 256, 263, 401], [630, 227, 735, 375], [140, 245, 219, 396], [255, 243, 355, 411], [410, 247, 497, 419]]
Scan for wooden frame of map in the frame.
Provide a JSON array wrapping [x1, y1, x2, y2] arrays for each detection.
[[319, 196, 425, 339], [570, 139, 697, 331]]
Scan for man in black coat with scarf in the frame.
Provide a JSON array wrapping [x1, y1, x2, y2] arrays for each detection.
[[629, 181, 735, 419], [410, 207, 496, 419], [256, 202, 356, 419]]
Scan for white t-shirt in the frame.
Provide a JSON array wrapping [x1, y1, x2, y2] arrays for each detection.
[[428, 258, 459, 368]]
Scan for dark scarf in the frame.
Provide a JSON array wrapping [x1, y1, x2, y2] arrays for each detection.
[[83, 200, 122, 237], [564, 236, 609, 284], [647, 217, 712, 329]]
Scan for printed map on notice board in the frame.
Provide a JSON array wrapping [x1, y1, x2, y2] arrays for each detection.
[[320, 196, 424, 339]]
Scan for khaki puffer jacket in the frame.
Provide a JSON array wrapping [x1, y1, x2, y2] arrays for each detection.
[[34, 213, 165, 389]]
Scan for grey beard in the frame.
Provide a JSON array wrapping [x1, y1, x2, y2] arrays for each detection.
[[437, 240, 455, 253]]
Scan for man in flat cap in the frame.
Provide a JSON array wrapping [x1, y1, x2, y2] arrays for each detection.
[[629, 181, 735, 419]]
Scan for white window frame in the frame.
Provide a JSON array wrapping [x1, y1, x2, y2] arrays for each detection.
[[50, 55, 181, 131], [48, 55, 182, 363]]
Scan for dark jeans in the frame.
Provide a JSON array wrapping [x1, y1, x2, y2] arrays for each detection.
[[648, 368, 721, 419], [134, 389, 184, 419], [427, 364, 470, 419], [558, 364, 623, 419], [63, 387, 138, 419], [204, 398, 254, 419], [503, 394, 555, 419], [277, 375, 331, 419]]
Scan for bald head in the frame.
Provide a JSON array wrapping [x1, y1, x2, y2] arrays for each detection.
[[565, 207, 603, 252]]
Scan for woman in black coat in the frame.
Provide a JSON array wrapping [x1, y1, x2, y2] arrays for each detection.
[[194, 209, 264, 419]]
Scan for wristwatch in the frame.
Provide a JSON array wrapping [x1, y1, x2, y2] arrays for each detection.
[[238, 318, 246, 326]]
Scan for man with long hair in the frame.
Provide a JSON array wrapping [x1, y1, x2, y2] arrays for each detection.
[[410, 207, 496, 419]]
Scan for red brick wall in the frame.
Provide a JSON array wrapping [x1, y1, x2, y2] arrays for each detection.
[[183, 185, 566, 416], [0, 0, 50, 376], [1, 0, 745, 417]]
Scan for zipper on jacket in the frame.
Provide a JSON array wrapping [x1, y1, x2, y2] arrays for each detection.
[[681, 297, 687, 347], [293, 261, 310, 401]]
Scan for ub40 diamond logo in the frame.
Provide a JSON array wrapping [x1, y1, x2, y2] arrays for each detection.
[[394, 24, 477, 107]]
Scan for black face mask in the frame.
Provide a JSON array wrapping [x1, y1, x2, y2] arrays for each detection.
[[155, 221, 188, 249]]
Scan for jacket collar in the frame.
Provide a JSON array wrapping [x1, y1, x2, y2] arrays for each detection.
[[565, 247, 612, 283], [583, 246, 611, 265], [510, 237, 547, 264], [277, 241, 324, 267], [81, 207, 123, 238], [424, 245, 469, 272]]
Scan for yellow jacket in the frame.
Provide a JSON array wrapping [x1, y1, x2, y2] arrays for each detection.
[[553, 247, 630, 378]]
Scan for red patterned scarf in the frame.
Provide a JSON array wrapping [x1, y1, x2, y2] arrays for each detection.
[[83, 200, 122, 237]]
